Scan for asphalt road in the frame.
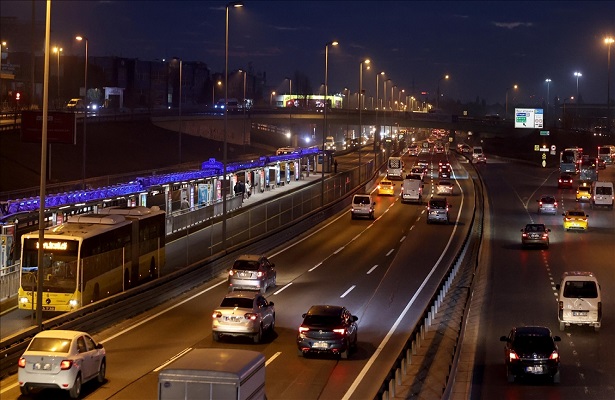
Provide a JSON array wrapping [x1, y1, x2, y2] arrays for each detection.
[[469, 158, 615, 399], [0, 149, 477, 399]]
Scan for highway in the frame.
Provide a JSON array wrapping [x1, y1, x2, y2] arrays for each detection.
[[468, 158, 615, 399], [0, 149, 478, 399]]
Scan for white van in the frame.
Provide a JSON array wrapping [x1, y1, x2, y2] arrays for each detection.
[[591, 181, 614, 209], [387, 157, 404, 180], [401, 175, 423, 204], [471, 146, 483, 162], [556, 271, 602, 332]]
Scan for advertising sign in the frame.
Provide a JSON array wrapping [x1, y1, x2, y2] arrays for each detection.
[[20, 111, 77, 144], [515, 108, 544, 129]]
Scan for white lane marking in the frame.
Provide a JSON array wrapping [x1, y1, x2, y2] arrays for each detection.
[[309, 262, 323, 272], [273, 282, 292, 295], [334, 246, 345, 254], [343, 171, 466, 400], [410, 225, 415, 230], [102, 279, 226, 344], [367, 265, 378, 274], [340, 285, 356, 298], [352, 233, 362, 241], [154, 348, 193, 372], [400, 236, 406, 242], [266, 352, 282, 366], [386, 249, 394, 256]]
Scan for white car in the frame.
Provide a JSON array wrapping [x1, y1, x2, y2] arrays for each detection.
[[212, 291, 275, 343], [18, 330, 106, 399], [436, 180, 454, 195]]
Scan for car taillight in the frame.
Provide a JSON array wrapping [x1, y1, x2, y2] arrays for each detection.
[[549, 351, 559, 361], [559, 179, 562, 183], [245, 313, 258, 320], [539, 201, 543, 206], [333, 328, 346, 335], [542, 234, 548, 239], [60, 360, 73, 370], [554, 202, 558, 207], [257, 271, 264, 278], [212, 311, 222, 318], [228, 270, 234, 276], [565, 217, 572, 221], [18, 357, 26, 368], [377, 185, 381, 189], [298, 326, 309, 333], [522, 233, 527, 237], [508, 351, 519, 361]]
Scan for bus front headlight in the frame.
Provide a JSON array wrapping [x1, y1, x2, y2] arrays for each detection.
[[69, 299, 79, 307], [19, 297, 29, 304]]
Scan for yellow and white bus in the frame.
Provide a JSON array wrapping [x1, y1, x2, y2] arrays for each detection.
[[18, 206, 165, 313]]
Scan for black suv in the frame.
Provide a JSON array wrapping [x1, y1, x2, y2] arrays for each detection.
[[297, 305, 358, 359], [500, 326, 561, 383]]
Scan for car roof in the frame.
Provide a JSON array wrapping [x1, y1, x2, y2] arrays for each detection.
[[223, 291, 260, 300], [306, 305, 344, 316], [512, 326, 552, 336], [561, 271, 596, 279], [33, 330, 87, 340], [525, 223, 546, 228], [438, 180, 452, 184], [540, 195, 555, 200], [235, 254, 263, 262]]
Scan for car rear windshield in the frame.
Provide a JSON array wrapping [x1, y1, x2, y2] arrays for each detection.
[[568, 211, 585, 217], [541, 197, 555, 203], [513, 335, 554, 352], [563, 281, 598, 298], [233, 260, 259, 271], [303, 315, 342, 327], [353, 196, 371, 205], [28, 338, 72, 353], [430, 201, 447, 209], [220, 297, 254, 308], [596, 187, 613, 195], [526, 224, 546, 232]]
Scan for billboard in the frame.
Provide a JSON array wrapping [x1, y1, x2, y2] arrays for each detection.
[[514, 108, 544, 129], [21, 111, 77, 144]]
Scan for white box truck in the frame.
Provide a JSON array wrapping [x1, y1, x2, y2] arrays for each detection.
[[158, 348, 266, 400]]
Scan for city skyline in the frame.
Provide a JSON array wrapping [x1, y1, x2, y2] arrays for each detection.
[[1, 1, 614, 106]]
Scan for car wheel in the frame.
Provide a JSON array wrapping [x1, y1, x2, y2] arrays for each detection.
[[553, 371, 561, 383], [297, 349, 304, 357], [594, 326, 600, 332], [253, 325, 263, 343], [69, 374, 82, 399], [559, 321, 565, 332], [97, 359, 106, 384], [260, 283, 267, 294], [212, 332, 220, 342], [340, 347, 349, 359], [269, 315, 276, 333], [19, 386, 30, 396], [506, 367, 515, 383]]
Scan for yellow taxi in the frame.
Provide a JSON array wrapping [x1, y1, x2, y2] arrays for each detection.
[[576, 183, 592, 202], [377, 178, 395, 196], [562, 209, 589, 231]]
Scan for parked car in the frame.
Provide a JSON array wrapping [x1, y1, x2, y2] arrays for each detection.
[[228, 254, 276, 293], [500, 326, 561, 383], [18, 330, 106, 398], [297, 305, 358, 359], [212, 291, 275, 343], [521, 224, 550, 249]]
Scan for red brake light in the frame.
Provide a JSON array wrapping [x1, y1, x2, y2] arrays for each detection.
[[212, 311, 222, 318], [549, 351, 559, 361], [508, 351, 519, 361], [18, 357, 26, 368], [228, 270, 234, 276], [60, 360, 73, 370], [539, 201, 543, 206], [333, 328, 346, 335], [245, 313, 258, 320], [298, 326, 309, 333], [257, 271, 264, 278]]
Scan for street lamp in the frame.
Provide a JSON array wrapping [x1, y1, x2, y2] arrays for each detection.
[[52, 46, 62, 108], [545, 78, 552, 125], [173, 57, 183, 164], [562, 96, 574, 129], [212, 79, 221, 107], [398, 89, 405, 111], [270, 91, 275, 106], [285, 77, 292, 145], [574, 71, 582, 99], [605, 36, 614, 134], [322, 40, 338, 206], [223, 1, 243, 249], [75, 35, 88, 189], [238, 69, 247, 146], [0, 41, 6, 110], [505, 84, 518, 118], [359, 58, 370, 182], [391, 85, 396, 111], [436, 74, 449, 109]]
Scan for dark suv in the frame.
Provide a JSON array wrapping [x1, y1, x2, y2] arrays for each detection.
[[500, 326, 561, 383], [427, 197, 450, 224], [297, 305, 358, 359]]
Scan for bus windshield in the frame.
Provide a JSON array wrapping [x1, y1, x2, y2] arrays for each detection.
[[21, 241, 78, 293]]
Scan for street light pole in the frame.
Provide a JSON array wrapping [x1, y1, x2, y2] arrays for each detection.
[[436, 74, 449, 109], [223, 1, 243, 249], [270, 91, 275, 107], [322, 40, 338, 206], [53, 46, 62, 108], [359, 59, 370, 183], [375, 71, 384, 142], [505, 84, 518, 118], [286, 77, 292, 145], [76, 36, 88, 189], [605, 37, 614, 135], [174, 58, 182, 164], [545, 78, 551, 126]]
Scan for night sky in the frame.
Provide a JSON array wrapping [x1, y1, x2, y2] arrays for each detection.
[[2, 1, 614, 105]]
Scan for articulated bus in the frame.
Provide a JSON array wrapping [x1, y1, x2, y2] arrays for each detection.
[[18, 206, 165, 313], [598, 145, 615, 164], [560, 147, 583, 174]]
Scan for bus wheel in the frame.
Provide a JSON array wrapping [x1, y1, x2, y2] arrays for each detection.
[[93, 283, 100, 302], [149, 257, 157, 279]]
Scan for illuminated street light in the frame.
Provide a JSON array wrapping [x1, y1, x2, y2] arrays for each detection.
[[545, 78, 552, 126], [52, 46, 63, 107], [212, 79, 222, 107], [573, 71, 582, 100], [0, 41, 6, 108], [173, 57, 183, 164], [605, 36, 614, 134], [322, 40, 338, 206], [223, 1, 243, 249], [375, 71, 385, 146], [359, 58, 370, 182], [505, 84, 518, 118], [75, 35, 88, 189], [436, 74, 449, 109], [398, 89, 405, 111], [270, 91, 276, 106]]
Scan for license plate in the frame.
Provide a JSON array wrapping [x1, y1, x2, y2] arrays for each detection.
[[42, 306, 55, 311], [34, 363, 52, 370], [239, 272, 249, 277], [226, 316, 243, 322], [573, 311, 588, 316], [526, 365, 543, 373], [313, 342, 328, 349]]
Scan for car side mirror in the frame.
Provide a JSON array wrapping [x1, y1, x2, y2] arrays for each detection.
[[555, 284, 560, 290], [562, 213, 565, 216], [302, 313, 307, 318], [271, 263, 275, 268], [536, 199, 539, 202], [96, 343, 104, 349], [352, 315, 358, 322], [547, 229, 551, 232], [520, 229, 524, 232], [553, 336, 562, 342], [586, 214, 590, 217], [372, 202, 376, 206], [499, 336, 509, 342], [269, 301, 274, 307]]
